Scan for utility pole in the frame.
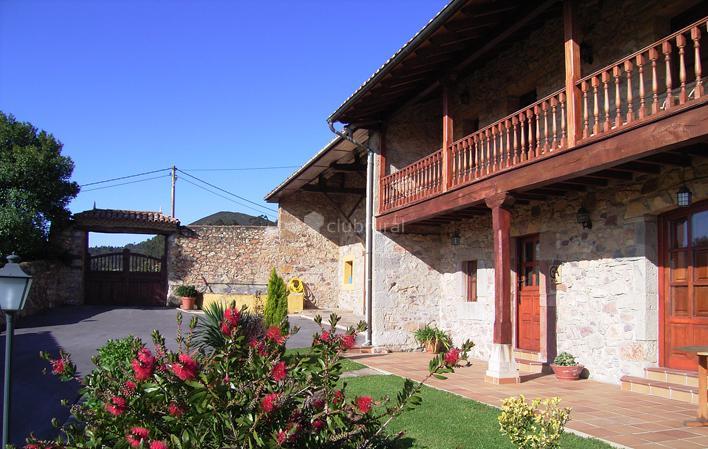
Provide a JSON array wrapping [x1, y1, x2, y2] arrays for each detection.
[[170, 165, 176, 218]]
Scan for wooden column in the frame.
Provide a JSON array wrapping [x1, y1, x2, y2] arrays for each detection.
[[563, 0, 581, 147], [378, 125, 387, 214], [485, 192, 514, 344], [442, 82, 454, 191]]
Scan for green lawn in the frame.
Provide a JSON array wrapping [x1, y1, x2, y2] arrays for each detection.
[[284, 348, 366, 372], [343, 375, 614, 449]]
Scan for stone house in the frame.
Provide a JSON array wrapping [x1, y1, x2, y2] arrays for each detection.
[[265, 0, 708, 403]]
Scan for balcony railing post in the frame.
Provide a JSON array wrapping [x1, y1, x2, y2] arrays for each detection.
[[442, 81, 454, 191], [563, 0, 581, 147]]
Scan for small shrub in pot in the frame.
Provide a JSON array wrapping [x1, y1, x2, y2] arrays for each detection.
[[175, 284, 198, 310], [414, 324, 453, 353], [550, 352, 584, 380]]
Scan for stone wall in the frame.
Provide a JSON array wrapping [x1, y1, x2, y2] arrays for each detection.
[[0, 227, 85, 326], [168, 190, 366, 311], [371, 159, 708, 384]]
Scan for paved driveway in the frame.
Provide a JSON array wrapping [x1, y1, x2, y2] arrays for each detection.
[[0, 306, 324, 446]]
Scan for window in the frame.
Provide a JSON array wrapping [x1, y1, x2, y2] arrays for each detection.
[[343, 260, 354, 285], [463, 260, 477, 302]]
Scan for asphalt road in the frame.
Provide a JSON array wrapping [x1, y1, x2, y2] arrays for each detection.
[[0, 306, 325, 446]]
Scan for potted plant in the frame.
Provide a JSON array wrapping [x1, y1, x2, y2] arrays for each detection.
[[414, 324, 452, 353], [550, 352, 584, 380], [175, 285, 198, 310]]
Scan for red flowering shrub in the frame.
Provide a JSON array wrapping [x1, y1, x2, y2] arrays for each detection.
[[27, 310, 473, 448]]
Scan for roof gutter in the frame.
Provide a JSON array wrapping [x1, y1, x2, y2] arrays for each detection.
[[328, 120, 375, 346], [327, 0, 467, 124]]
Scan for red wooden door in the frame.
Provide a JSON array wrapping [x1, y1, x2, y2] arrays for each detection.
[[517, 235, 541, 352], [662, 202, 708, 370]]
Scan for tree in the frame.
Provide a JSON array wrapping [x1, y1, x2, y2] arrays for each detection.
[[264, 268, 288, 329], [0, 112, 79, 258]]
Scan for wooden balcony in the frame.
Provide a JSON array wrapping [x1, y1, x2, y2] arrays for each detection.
[[378, 16, 708, 229]]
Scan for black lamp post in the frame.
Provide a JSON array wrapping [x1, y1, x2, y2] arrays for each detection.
[[0, 255, 32, 447]]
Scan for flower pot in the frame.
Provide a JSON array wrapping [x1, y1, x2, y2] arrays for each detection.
[[551, 364, 584, 380], [424, 340, 443, 353], [180, 296, 196, 310]]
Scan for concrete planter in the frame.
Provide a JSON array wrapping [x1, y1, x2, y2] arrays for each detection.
[[551, 364, 584, 380], [424, 340, 444, 353], [180, 296, 196, 310]]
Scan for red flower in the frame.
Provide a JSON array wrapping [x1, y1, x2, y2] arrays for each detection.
[[320, 331, 330, 343], [168, 402, 184, 417], [265, 326, 286, 345], [172, 353, 198, 381], [261, 393, 279, 413], [126, 426, 150, 448], [276, 430, 288, 446], [224, 308, 240, 326], [132, 348, 156, 381], [149, 440, 168, 449], [444, 348, 460, 366], [122, 380, 137, 396], [50, 358, 65, 375], [220, 321, 234, 336], [105, 396, 127, 416], [340, 334, 356, 349], [312, 419, 325, 431], [271, 361, 287, 382], [355, 396, 373, 414], [332, 390, 344, 405]]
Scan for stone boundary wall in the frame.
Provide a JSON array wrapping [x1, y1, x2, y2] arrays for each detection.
[[168, 190, 361, 310]]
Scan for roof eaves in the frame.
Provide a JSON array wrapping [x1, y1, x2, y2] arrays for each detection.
[[263, 135, 344, 202], [327, 0, 467, 124]]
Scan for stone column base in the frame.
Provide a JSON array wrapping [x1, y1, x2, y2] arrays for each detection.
[[485, 343, 519, 384]]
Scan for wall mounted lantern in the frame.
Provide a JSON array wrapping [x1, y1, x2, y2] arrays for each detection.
[[0, 254, 32, 448], [576, 207, 592, 229], [677, 185, 692, 208], [451, 230, 462, 246]]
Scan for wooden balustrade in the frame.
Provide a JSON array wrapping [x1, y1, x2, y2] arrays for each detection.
[[378, 16, 707, 214], [579, 16, 706, 140], [449, 89, 567, 188], [380, 149, 443, 211]]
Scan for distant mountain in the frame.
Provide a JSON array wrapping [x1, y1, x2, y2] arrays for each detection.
[[190, 211, 275, 226], [89, 235, 165, 258]]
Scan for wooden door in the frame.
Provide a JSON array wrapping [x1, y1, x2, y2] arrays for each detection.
[[517, 235, 541, 352], [662, 202, 708, 370]]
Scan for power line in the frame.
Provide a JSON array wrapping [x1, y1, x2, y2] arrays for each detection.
[[80, 174, 171, 192], [181, 166, 299, 171], [176, 168, 278, 214], [179, 177, 277, 219], [80, 168, 170, 187]]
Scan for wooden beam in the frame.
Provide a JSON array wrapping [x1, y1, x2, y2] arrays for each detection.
[[564, 0, 581, 147], [641, 153, 693, 167], [613, 161, 663, 174], [563, 177, 609, 187], [584, 169, 634, 181], [301, 185, 365, 195]]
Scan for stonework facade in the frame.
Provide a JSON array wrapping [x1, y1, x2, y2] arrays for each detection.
[[168, 190, 366, 311], [369, 159, 708, 384]]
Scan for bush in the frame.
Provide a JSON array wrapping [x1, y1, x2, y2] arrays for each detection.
[[413, 324, 452, 350], [264, 268, 288, 329], [498, 395, 571, 449], [552, 352, 578, 366], [194, 301, 265, 352], [94, 336, 143, 373], [31, 310, 474, 449], [174, 285, 198, 298]]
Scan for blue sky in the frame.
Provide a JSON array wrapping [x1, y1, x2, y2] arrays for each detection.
[[0, 0, 447, 246]]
